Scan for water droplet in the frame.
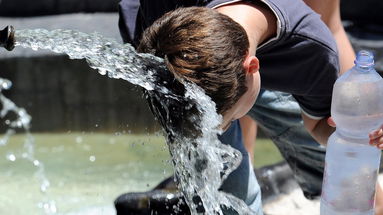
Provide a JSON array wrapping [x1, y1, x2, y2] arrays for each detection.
[[40, 180, 50, 192], [49, 203, 57, 213], [0, 80, 12, 90], [75, 136, 83, 143], [98, 69, 107, 75], [39, 200, 57, 213], [6, 153, 16, 161], [89, 155, 96, 162], [166, 193, 175, 199]]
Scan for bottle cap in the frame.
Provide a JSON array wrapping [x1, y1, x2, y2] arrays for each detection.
[[354, 50, 374, 68]]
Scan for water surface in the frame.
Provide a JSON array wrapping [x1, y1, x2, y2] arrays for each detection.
[[0, 133, 172, 214]]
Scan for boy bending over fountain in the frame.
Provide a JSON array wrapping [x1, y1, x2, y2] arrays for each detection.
[[119, 0, 383, 214]]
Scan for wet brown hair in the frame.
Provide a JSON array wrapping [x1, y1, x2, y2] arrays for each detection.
[[138, 7, 249, 115]]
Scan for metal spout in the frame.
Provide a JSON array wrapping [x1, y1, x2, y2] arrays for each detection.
[[0, 26, 15, 51]]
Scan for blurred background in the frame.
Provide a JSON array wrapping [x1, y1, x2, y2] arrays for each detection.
[[0, 0, 382, 214]]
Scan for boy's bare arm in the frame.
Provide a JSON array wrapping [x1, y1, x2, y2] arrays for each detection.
[[302, 113, 383, 149], [301, 113, 334, 145], [303, 0, 355, 74]]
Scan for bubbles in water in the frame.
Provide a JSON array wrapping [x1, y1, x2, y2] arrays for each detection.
[[33, 160, 40, 166]]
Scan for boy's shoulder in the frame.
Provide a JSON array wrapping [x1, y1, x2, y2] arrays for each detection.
[[199, 0, 337, 53]]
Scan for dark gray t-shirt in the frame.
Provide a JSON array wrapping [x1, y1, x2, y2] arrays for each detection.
[[118, 0, 340, 118]]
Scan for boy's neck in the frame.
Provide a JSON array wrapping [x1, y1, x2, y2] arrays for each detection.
[[216, 1, 277, 56]]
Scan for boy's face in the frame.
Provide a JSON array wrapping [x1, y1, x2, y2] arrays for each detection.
[[221, 65, 260, 131]]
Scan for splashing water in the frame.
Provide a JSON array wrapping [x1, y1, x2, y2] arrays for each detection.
[[14, 29, 253, 214], [0, 78, 57, 214]]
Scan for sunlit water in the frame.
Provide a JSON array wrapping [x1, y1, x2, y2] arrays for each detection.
[[0, 77, 57, 213], [8, 29, 253, 214], [0, 133, 172, 214]]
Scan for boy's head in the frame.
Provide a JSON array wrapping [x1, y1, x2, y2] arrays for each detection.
[[138, 6, 260, 129]]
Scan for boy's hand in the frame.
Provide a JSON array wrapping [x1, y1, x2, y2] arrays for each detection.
[[368, 127, 383, 149], [327, 117, 383, 149], [327, 117, 336, 127]]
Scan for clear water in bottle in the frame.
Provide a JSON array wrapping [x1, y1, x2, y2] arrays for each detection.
[[320, 50, 383, 215]]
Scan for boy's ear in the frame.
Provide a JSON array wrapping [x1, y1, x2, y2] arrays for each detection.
[[243, 55, 259, 74]]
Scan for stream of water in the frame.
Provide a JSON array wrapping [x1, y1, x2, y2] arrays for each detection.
[[0, 77, 57, 213], [11, 29, 252, 214]]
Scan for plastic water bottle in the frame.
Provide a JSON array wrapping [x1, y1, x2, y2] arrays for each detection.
[[320, 50, 383, 215]]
